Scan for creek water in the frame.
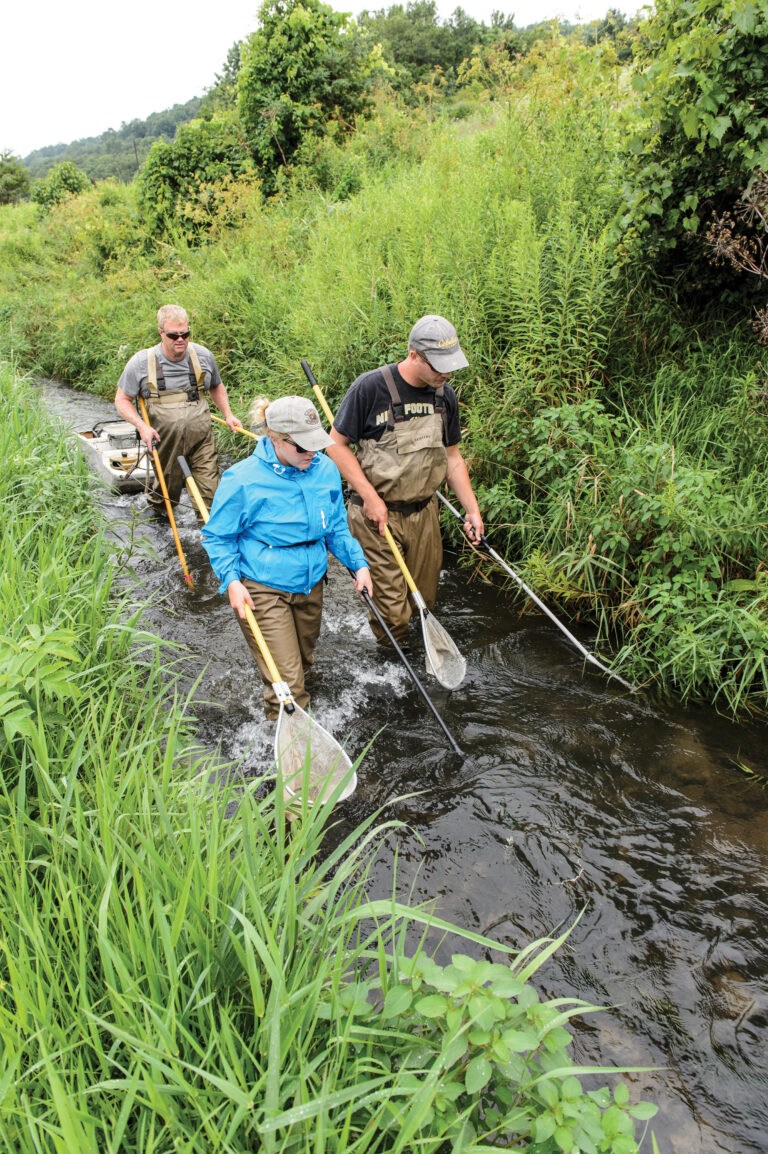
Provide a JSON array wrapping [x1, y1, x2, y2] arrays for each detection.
[[48, 383, 768, 1153]]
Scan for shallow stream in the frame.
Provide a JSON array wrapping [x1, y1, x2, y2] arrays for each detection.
[[48, 383, 768, 1153]]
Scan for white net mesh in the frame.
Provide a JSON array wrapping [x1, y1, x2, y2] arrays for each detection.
[[423, 613, 466, 689], [275, 705, 356, 805]]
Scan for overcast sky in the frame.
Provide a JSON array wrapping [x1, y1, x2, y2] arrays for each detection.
[[2, 0, 645, 158]]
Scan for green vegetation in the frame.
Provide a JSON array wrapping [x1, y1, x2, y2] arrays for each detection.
[[237, 0, 384, 195], [137, 119, 255, 238], [0, 365, 655, 1149], [29, 161, 91, 214], [1, 5, 767, 723], [356, 1, 513, 89], [619, 0, 768, 277], [0, 150, 30, 205]]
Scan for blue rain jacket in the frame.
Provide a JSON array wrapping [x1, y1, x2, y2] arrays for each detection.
[[201, 437, 367, 596]]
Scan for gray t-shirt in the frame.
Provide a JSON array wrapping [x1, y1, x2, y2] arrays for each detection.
[[116, 343, 222, 398]]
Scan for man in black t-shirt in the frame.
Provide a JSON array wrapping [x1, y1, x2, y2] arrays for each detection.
[[328, 315, 484, 645]]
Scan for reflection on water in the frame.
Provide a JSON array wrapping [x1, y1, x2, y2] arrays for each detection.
[[45, 382, 768, 1154]]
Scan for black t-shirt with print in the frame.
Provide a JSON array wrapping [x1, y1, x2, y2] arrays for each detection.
[[333, 364, 461, 446]]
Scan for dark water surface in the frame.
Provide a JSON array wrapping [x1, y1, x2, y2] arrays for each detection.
[[49, 384, 768, 1153]]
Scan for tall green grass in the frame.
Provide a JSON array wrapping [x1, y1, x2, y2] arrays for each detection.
[[463, 360, 768, 712], [0, 363, 657, 1150]]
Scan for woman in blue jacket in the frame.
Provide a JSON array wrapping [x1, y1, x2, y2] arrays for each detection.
[[202, 396, 372, 719]]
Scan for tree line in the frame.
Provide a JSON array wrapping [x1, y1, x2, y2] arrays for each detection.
[[1, 2, 641, 202]]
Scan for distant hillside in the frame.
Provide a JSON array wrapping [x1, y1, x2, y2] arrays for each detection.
[[22, 96, 204, 183]]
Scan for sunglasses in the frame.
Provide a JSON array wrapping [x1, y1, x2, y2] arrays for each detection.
[[164, 329, 191, 341], [282, 436, 313, 454]]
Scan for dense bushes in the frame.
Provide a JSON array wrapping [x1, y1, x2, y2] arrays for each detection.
[[464, 363, 768, 711], [0, 151, 30, 205], [618, 0, 768, 280], [237, 0, 384, 195], [138, 118, 255, 237], [30, 160, 90, 213]]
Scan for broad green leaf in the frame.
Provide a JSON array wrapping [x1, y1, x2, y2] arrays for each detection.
[[614, 1082, 629, 1107], [629, 1101, 659, 1120], [554, 1124, 575, 1151], [382, 984, 413, 1019], [706, 115, 732, 142], [415, 994, 448, 1018], [733, 3, 757, 33], [534, 1112, 557, 1143], [501, 1027, 540, 1052], [465, 1055, 492, 1094], [681, 107, 701, 138]]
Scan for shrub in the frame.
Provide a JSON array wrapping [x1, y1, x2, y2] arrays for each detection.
[[137, 118, 255, 238], [618, 0, 768, 282], [237, 0, 383, 193], [30, 161, 90, 213], [0, 150, 30, 205]]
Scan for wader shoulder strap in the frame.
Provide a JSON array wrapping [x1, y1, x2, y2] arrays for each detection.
[[381, 364, 404, 428], [146, 346, 201, 396], [146, 348, 159, 397], [188, 344, 204, 387], [434, 384, 449, 440], [381, 363, 449, 439]]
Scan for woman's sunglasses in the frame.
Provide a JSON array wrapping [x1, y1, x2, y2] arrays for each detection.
[[283, 437, 313, 453]]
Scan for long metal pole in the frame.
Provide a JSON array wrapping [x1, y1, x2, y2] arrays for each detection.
[[436, 490, 634, 692], [347, 570, 464, 756]]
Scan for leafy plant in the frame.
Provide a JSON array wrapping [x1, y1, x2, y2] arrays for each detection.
[[0, 626, 81, 744], [618, 0, 768, 280], [30, 160, 90, 213], [137, 117, 255, 238], [309, 930, 658, 1150], [0, 150, 30, 205], [237, 0, 383, 193]]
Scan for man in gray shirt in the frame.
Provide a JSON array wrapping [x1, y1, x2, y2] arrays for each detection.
[[114, 303, 242, 513]]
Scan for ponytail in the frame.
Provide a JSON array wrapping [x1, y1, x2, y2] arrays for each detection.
[[248, 395, 270, 435]]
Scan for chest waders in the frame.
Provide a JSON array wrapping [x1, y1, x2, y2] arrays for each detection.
[[354, 364, 449, 506], [348, 366, 466, 688], [146, 344, 204, 400], [301, 357, 470, 720], [143, 346, 220, 509]]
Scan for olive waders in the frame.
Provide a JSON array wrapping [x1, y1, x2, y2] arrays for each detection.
[[236, 578, 325, 720], [347, 366, 449, 645], [145, 345, 219, 511]]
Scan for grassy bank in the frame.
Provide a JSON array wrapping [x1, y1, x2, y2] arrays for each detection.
[[1, 48, 767, 716], [0, 364, 656, 1151], [464, 329, 768, 712]]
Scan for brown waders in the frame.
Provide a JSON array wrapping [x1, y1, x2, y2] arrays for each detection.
[[235, 578, 325, 719], [146, 395, 219, 510], [349, 365, 448, 645], [145, 345, 219, 512], [348, 500, 442, 644]]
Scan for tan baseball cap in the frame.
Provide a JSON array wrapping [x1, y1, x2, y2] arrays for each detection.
[[408, 314, 469, 372], [265, 396, 334, 450]]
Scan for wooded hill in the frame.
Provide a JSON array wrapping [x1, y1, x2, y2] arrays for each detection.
[[22, 97, 204, 183], [16, 3, 639, 184]]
